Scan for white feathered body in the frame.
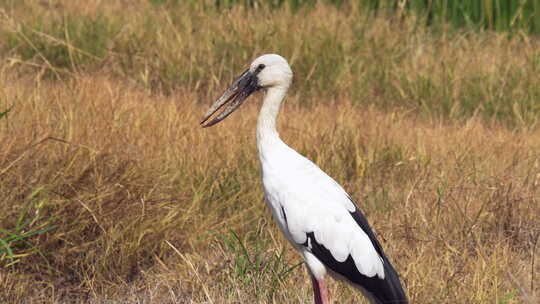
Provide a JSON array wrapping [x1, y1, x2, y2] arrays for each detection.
[[258, 131, 385, 283]]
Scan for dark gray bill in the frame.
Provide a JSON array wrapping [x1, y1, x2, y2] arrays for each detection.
[[200, 68, 261, 128]]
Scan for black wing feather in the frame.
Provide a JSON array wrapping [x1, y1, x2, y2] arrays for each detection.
[[300, 199, 408, 304]]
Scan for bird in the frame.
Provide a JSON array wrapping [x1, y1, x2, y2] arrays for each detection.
[[200, 54, 408, 304]]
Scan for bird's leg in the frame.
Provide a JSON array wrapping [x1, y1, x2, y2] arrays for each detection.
[[310, 274, 330, 304]]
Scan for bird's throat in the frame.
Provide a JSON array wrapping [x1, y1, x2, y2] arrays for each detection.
[[256, 86, 287, 153]]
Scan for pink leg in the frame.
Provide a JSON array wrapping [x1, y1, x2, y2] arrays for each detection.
[[310, 274, 330, 304]]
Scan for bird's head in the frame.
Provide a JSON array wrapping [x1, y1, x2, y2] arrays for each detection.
[[250, 54, 293, 89], [200, 54, 292, 127]]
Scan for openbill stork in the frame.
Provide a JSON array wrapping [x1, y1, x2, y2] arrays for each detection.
[[201, 54, 408, 304]]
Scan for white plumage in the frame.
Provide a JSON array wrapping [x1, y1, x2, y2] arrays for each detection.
[[258, 136, 385, 280], [201, 54, 407, 304]]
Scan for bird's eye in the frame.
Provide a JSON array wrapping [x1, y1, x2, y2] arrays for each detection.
[[257, 64, 265, 71]]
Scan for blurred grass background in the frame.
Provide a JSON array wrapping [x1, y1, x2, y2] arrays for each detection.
[[1, 0, 540, 126], [0, 0, 539, 303]]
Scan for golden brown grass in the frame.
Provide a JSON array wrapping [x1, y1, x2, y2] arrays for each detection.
[[1, 73, 538, 303], [2, 1, 540, 125], [0, 1, 539, 303]]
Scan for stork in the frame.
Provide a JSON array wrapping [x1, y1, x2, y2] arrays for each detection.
[[201, 54, 408, 304]]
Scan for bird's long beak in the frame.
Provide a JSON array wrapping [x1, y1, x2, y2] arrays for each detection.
[[200, 68, 261, 128]]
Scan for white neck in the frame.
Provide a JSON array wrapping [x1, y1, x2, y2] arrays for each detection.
[[256, 86, 288, 155]]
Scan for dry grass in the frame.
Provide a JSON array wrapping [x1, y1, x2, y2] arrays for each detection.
[[2, 1, 540, 125], [0, 1, 539, 303]]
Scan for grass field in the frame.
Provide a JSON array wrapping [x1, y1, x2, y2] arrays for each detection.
[[1, 1, 539, 303]]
